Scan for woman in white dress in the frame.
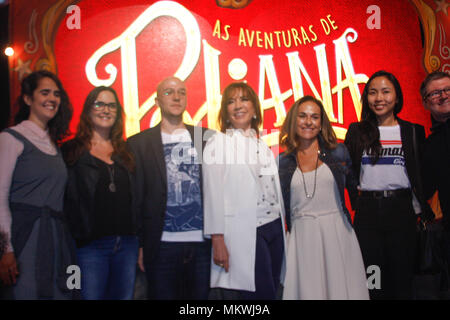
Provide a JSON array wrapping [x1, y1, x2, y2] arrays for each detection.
[[203, 82, 286, 299], [278, 95, 369, 300]]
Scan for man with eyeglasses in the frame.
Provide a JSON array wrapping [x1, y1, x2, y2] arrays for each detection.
[[127, 77, 212, 299], [420, 71, 450, 268]]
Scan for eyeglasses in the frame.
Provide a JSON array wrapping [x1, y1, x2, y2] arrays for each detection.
[[424, 87, 450, 101], [93, 101, 118, 111]]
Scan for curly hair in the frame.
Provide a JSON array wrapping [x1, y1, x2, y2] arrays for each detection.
[[63, 86, 134, 171], [14, 70, 73, 144], [279, 95, 337, 153]]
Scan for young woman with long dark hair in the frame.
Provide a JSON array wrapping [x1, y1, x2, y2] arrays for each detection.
[[344, 70, 430, 299], [0, 70, 75, 299], [62, 86, 138, 300]]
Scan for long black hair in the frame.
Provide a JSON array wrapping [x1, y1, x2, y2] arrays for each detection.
[[359, 70, 403, 163], [14, 70, 73, 144]]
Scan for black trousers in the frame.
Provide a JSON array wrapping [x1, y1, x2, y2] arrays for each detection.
[[209, 218, 284, 300], [354, 194, 417, 300]]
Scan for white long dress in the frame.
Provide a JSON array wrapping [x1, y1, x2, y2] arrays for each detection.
[[282, 164, 369, 300]]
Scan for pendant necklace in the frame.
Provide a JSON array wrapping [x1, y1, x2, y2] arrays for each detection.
[[107, 164, 116, 193], [296, 149, 320, 199]]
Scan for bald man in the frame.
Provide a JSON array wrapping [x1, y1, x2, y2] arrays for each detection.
[[127, 77, 212, 299]]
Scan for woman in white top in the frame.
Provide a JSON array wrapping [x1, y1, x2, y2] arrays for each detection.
[[278, 95, 369, 300], [203, 82, 286, 299], [344, 70, 431, 299]]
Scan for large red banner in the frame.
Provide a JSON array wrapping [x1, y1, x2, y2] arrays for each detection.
[[7, 0, 450, 144]]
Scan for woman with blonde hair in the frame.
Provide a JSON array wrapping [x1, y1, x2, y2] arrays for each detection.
[[278, 95, 369, 300]]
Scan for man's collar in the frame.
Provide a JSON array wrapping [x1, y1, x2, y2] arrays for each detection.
[[431, 117, 450, 132]]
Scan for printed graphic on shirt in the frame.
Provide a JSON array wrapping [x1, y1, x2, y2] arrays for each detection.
[[361, 140, 405, 166], [163, 142, 203, 232], [359, 125, 410, 191]]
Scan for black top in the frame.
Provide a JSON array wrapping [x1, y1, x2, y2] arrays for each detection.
[[423, 119, 450, 228], [92, 157, 134, 239], [62, 142, 138, 249]]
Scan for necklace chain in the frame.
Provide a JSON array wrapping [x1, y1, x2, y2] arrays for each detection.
[[296, 150, 320, 199], [107, 164, 116, 193]]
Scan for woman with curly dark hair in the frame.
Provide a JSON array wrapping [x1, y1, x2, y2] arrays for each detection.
[[344, 70, 431, 299], [0, 70, 76, 299], [62, 86, 138, 300]]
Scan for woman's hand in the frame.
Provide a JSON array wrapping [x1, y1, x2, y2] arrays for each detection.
[[211, 234, 229, 272], [137, 247, 145, 272], [0, 252, 19, 285]]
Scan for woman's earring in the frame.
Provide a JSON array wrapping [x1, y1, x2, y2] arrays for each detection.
[[252, 114, 257, 119]]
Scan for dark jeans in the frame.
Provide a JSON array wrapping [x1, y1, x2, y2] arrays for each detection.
[[210, 218, 284, 300], [76, 235, 139, 300], [145, 240, 211, 300], [242, 218, 284, 300], [354, 194, 417, 300]]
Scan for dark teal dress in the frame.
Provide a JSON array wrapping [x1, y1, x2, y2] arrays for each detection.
[[3, 128, 78, 300]]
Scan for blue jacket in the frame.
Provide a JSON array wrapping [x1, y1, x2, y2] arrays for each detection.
[[278, 140, 357, 231]]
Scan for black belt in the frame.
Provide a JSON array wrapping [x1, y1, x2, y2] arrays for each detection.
[[359, 188, 411, 199]]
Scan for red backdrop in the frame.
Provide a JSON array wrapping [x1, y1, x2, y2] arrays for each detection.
[[7, 0, 450, 142]]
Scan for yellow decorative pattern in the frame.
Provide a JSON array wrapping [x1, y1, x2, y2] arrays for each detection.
[[36, 0, 80, 72], [409, 0, 441, 72]]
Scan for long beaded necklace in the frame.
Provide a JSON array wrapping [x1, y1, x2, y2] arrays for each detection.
[[296, 149, 320, 199]]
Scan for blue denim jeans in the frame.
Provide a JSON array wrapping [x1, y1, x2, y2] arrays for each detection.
[[76, 235, 139, 300], [145, 240, 211, 300]]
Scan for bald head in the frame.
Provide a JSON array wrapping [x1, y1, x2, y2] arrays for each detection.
[[155, 76, 187, 121], [156, 77, 185, 98]]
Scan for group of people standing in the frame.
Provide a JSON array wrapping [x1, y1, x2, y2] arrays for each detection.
[[0, 68, 448, 300]]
